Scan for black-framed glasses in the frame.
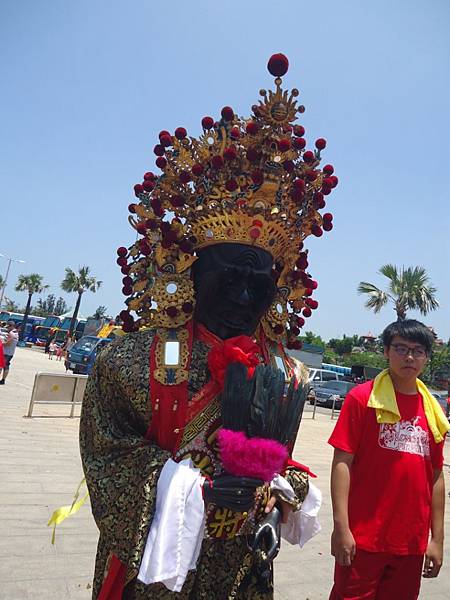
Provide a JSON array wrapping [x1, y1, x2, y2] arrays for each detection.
[[391, 344, 427, 359]]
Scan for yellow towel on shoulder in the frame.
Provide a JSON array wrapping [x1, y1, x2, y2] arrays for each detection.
[[368, 369, 450, 443]]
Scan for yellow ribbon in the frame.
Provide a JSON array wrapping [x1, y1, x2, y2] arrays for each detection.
[[368, 369, 450, 443], [47, 478, 90, 544]]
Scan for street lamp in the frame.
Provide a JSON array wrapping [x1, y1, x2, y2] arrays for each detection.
[[0, 253, 26, 310]]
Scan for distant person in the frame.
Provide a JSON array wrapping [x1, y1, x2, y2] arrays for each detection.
[[65, 335, 75, 353], [48, 340, 57, 360], [0, 321, 8, 343], [45, 331, 55, 354], [56, 344, 64, 361], [328, 319, 449, 600], [0, 336, 5, 375], [0, 321, 19, 385]]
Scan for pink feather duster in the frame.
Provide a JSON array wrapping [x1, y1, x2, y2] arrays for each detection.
[[218, 428, 288, 482]]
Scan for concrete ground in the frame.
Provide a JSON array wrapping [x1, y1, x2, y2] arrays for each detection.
[[0, 347, 449, 600]]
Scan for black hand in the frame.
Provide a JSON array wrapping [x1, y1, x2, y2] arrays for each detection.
[[252, 504, 282, 560]]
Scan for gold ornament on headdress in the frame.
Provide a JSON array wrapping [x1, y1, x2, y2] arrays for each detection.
[[117, 54, 338, 348]]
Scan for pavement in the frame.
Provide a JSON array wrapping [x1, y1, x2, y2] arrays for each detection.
[[0, 347, 449, 600]]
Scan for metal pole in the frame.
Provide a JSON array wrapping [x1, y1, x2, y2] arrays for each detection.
[[70, 376, 78, 418], [331, 397, 336, 420], [0, 258, 12, 309], [0, 254, 26, 310], [27, 373, 38, 418], [312, 396, 317, 420]]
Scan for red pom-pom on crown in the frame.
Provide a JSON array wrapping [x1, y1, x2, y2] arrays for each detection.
[[267, 53, 289, 77]]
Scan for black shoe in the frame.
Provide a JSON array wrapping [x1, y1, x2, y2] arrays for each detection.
[[0, 380, 5, 385]]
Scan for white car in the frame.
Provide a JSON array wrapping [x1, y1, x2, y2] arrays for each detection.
[[308, 368, 341, 383]]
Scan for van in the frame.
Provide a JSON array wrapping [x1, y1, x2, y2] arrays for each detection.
[[65, 336, 111, 375], [308, 368, 341, 384]]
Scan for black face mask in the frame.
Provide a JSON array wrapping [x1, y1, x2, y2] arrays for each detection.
[[192, 243, 276, 340]]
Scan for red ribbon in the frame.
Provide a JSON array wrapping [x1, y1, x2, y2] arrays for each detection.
[[286, 457, 317, 478], [97, 554, 127, 600], [207, 334, 261, 388]]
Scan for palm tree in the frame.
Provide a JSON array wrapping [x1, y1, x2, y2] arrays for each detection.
[[358, 264, 439, 321], [61, 266, 102, 336], [15, 274, 49, 341], [3, 298, 19, 312], [92, 305, 108, 320]]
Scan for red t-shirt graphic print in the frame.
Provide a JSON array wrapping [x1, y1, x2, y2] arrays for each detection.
[[328, 381, 444, 555]]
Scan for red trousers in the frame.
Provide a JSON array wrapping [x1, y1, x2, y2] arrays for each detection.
[[329, 549, 424, 600]]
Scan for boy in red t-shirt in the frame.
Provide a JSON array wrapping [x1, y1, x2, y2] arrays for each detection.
[[328, 319, 447, 600]]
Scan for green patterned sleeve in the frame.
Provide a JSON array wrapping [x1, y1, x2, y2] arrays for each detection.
[[79, 342, 170, 570], [281, 467, 309, 509]]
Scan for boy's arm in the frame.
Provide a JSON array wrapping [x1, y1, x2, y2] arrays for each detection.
[[423, 469, 445, 578], [330, 448, 356, 566]]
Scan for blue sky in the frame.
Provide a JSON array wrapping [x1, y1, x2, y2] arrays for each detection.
[[1, 0, 449, 340]]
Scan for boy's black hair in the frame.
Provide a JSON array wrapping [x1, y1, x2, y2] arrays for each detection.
[[382, 319, 434, 354]]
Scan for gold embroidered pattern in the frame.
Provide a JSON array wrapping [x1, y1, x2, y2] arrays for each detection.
[[208, 507, 246, 539], [180, 397, 220, 447]]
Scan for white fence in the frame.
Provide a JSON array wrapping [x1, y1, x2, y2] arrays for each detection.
[[27, 372, 88, 418]]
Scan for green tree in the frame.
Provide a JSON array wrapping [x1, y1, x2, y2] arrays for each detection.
[[54, 296, 69, 316], [15, 273, 49, 341], [302, 330, 325, 348], [358, 264, 439, 320], [341, 352, 388, 370], [328, 334, 360, 356], [323, 349, 339, 364], [61, 266, 102, 336], [3, 298, 20, 312], [422, 345, 450, 385], [92, 305, 109, 320], [34, 294, 69, 317]]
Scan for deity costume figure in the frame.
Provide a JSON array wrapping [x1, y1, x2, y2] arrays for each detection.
[[80, 53, 338, 600]]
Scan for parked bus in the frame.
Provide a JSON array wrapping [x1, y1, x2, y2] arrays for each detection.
[[0, 311, 25, 324], [52, 317, 75, 344], [321, 362, 352, 376], [22, 317, 46, 343], [351, 364, 383, 382], [34, 316, 62, 346], [74, 319, 87, 340], [0, 311, 45, 343], [52, 317, 87, 344]]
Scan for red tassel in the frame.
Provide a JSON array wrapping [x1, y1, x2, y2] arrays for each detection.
[[97, 554, 127, 600]]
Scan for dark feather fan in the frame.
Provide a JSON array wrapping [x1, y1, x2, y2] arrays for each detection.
[[275, 377, 308, 446], [248, 365, 285, 439], [221, 362, 306, 444], [220, 362, 255, 432]]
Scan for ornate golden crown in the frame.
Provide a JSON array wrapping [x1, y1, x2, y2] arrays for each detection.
[[116, 54, 338, 347]]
